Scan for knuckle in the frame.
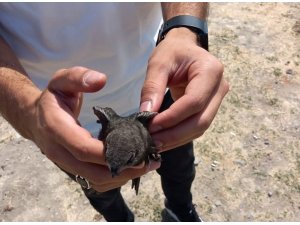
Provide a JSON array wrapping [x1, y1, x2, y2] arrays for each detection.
[[222, 80, 230, 94], [159, 110, 178, 128], [141, 79, 162, 97], [213, 61, 224, 80], [52, 66, 87, 82], [215, 60, 224, 75], [147, 57, 168, 76], [204, 55, 224, 79], [69, 66, 87, 74], [185, 95, 204, 113], [198, 115, 212, 132], [54, 68, 67, 76], [38, 117, 56, 135], [190, 131, 204, 142], [147, 53, 159, 66]]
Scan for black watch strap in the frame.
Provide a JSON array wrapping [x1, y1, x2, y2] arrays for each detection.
[[156, 15, 209, 51]]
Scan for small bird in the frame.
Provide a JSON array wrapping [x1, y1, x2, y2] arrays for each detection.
[[93, 106, 161, 194]]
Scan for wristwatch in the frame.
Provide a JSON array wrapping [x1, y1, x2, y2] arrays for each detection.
[[156, 15, 209, 51]]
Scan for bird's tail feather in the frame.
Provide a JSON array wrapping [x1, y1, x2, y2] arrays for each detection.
[[132, 177, 140, 195]]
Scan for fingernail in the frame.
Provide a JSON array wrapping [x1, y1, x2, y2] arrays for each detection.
[[140, 100, 152, 112], [83, 71, 102, 86]]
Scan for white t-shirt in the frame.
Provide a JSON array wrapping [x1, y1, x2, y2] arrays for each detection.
[[0, 3, 162, 134]]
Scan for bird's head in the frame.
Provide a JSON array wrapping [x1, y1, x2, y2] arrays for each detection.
[[105, 129, 142, 177]]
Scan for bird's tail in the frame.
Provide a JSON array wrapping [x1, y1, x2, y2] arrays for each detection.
[[132, 177, 140, 195]]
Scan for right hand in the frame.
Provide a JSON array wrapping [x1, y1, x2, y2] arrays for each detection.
[[30, 66, 160, 192]]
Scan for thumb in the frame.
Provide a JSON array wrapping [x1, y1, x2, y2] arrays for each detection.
[[140, 64, 168, 112], [48, 66, 106, 95]]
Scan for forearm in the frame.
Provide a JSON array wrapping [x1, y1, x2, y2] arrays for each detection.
[[0, 36, 41, 140], [161, 2, 208, 21]]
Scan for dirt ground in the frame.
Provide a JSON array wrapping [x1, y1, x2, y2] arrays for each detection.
[[0, 3, 299, 222]]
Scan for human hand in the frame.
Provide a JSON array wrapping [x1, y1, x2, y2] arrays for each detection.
[[140, 28, 229, 151], [30, 66, 159, 192]]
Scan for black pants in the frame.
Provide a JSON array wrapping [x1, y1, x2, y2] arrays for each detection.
[[81, 91, 196, 221]]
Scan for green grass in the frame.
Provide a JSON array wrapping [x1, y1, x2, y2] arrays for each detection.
[[273, 68, 282, 77]]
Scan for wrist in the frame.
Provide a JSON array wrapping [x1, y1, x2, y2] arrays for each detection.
[[10, 87, 41, 141], [0, 72, 41, 141], [164, 27, 198, 44], [156, 15, 208, 50], [21, 89, 42, 141]]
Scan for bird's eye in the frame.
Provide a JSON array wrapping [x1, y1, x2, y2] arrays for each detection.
[[127, 154, 135, 165]]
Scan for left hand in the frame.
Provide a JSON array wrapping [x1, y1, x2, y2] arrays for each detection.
[[140, 27, 229, 151]]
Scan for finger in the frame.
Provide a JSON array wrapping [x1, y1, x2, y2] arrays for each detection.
[[120, 160, 161, 180], [45, 111, 106, 164], [57, 159, 126, 193], [152, 79, 229, 151], [131, 161, 145, 169], [97, 161, 160, 184], [91, 182, 128, 193], [44, 129, 160, 182], [140, 57, 169, 112], [91, 161, 158, 192], [56, 157, 127, 193], [52, 145, 160, 192], [61, 130, 106, 165], [44, 142, 112, 183], [49, 66, 106, 96], [39, 91, 106, 164], [39, 98, 106, 164], [149, 62, 224, 133], [74, 93, 83, 119]]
